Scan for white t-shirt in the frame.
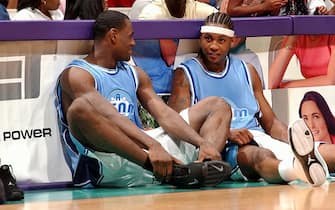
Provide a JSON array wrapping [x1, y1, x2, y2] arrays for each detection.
[[138, 0, 218, 20], [13, 7, 64, 20], [129, 0, 152, 19]]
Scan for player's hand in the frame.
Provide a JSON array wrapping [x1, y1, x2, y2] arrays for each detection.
[[264, 0, 288, 12], [197, 141, 222, 162], [148, 143, 182, 182], [229, 128, 253, 145], [315, 6, 328, 15]]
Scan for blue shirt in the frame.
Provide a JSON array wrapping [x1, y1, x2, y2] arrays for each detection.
[[0, 4, 9, 20], [132, 39, 176, 94], [178, 56, 263, 132]]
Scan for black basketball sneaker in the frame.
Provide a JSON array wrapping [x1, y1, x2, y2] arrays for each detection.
[[0, 165, 24, 201], [166, 160, 231, 188]]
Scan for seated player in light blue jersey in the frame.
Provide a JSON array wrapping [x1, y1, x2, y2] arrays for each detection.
[[168, 12, 334, 186], [55, 10, 233, 188]]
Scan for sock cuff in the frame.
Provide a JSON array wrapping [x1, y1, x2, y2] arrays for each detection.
[[278, 156, 296, 182]]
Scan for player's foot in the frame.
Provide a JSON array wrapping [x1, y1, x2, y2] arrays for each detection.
[[288, 119, 327, 187], [166, 160, 231, 188], [0, 165, 24, 201]]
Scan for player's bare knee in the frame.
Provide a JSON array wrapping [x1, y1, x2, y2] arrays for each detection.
[[67, 97, 93, 123], [207, 96, 231, 114]]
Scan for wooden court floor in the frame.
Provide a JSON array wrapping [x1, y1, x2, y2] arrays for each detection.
[[1, 181, 334, 210]]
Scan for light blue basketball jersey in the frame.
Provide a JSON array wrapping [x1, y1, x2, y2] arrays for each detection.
[[55, 59, 143, 187], [178, 56, 263, 132]]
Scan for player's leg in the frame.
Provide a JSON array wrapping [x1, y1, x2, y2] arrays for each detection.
[[249, 129, 326, 186], [317, 143, 335, 173], [187, 96, 232, 152], [224, 141, 286, 183], [225, 137, 323, 185], [66, 96, 151, 169], [237, 145, 284, 183]]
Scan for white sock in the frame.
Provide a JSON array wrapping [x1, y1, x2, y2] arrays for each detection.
[[278, 156, 299, 182], [315, 142, 330, 177]]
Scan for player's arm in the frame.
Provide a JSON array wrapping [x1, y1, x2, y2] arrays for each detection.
[[60, 67, 166, 151], [136, 66, 203, 147], [168, 68, 192, 113], [248, 64, 288, 143]]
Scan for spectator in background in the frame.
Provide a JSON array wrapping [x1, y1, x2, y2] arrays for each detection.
[[107, 0, 134, 7], [59, 0, 65, 14], [325, 0, 335, 14], [13, 0, 63, 20], [131, 0, 217, 93], [221, 0, 326, 16], [221, 0, 287, 16], [0, 0, 10, 19], [128, 0, 151, 18], [64, 0, 107, 19], [299, 91, 335, 144]]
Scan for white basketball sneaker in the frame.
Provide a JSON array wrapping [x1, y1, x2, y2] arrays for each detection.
[[288, 119, 327, 187]]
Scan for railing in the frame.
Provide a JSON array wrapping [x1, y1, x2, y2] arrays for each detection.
[[1, 15, 335, 41]]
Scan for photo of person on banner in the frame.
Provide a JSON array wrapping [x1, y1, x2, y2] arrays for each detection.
[[268, 34, 335, 89], [298, 90, 335, 144]]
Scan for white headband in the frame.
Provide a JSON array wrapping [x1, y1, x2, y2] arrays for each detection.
[[200, 25, 235, 37]]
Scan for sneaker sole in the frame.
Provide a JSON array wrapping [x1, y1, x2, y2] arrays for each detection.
[[289, 119, 326, 187]]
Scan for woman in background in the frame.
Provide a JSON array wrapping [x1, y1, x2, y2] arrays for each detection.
[[64, 0, 107, 20], [14, 0, 63, 20], [299, 91, 335, 144]]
